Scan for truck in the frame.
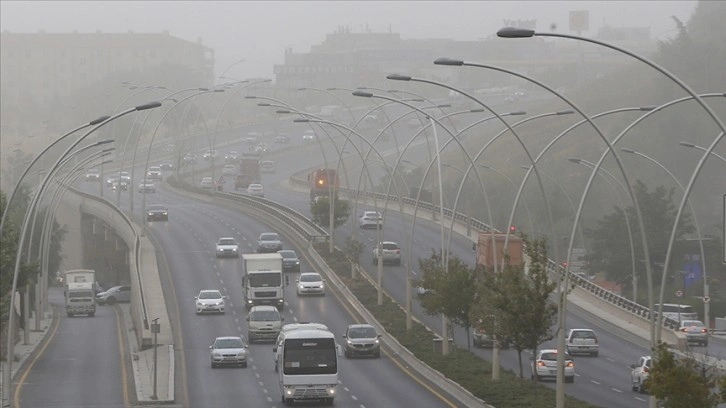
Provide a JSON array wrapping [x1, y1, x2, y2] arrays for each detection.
[[241, 253, 285, 310], [235, 156, 261, 190], [308, 168, 339, 202], [275, 326, 339, 406], [63, 269, 97, 296], [65, 282, 96, 317], [475, 233, 524, 271]]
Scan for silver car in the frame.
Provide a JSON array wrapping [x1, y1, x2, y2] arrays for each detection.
[[210, 336, 248, 368], [372, 241, 401, 266], [96, 285, 131, 305], [343, 324, 381, 358], [679, 319, 708, 346], [195, 289, 226, 314], [532, 349, 575, 382], [257, 232, 282, 253], [296, 272, 326, 296]]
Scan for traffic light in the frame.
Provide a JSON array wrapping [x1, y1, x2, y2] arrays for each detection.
[[562, 261, 568, 268], [509, 225, 516, 233], [317, 178, 326, 186]]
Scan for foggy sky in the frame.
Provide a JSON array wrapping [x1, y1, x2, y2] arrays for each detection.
[[1, 1, 697, 80]]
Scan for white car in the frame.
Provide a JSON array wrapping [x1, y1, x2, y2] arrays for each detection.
[[85, 169, 100, 182], [200, 177, 215, 189], [247, 183, 264, 197], [216, 237, 239, 258], [359, 211, 383, 229], [210, 336, 247, 368], [302, 131, 315, 141], [146, 166, 162, 180], [260, 160, 275, 173], [565, 328, 599, 357], [296, 272, 326, 296], [372, 241, 401, 266], [630, 355, 651, 393], [222, 164, 237, 175], [679, 319, 708, 346], [531, 349, 575, 383], [138, 179, 155, 193], [203, 149, 217, 160], [195, 289, 226, 314]]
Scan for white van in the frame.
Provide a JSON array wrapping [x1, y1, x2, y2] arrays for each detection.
[[273, 322, 329, 372], [655, 303, 698, 322], [247, 305, 283, 343]]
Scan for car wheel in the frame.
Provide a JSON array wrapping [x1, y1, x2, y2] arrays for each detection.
[[107, 297, 116, 305], [375, 350, 381, 358], [241, 362, 248, 368], [89, 312, 95, 317], [275, 362, 278, 372], [372, 257, 377, 265], [565, 376, 574, 383], [631, 380, 638, 392], [395, 259, 401, 266], [637, 380, 645, 394], [344, 349, 351, 358]]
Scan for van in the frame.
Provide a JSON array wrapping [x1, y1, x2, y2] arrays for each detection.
[[247, 305, 283, 343], [273, 322, 329, 372], [654, 303, 698, 322]]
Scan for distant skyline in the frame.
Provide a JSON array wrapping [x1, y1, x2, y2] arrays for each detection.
[[1, 1, 698, 80]]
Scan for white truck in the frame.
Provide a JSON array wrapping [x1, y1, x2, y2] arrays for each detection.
[[241, 253, 285, 310], [65, 282, 96, 317], [275, 326, 339, 406], [63, 269, 97, 297]]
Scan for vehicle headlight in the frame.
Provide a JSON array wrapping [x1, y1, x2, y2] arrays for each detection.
[[215, 302, 223, 306], [148, 212, 153, 216], [374, 339, 379, 344], [327, 387, 336, 396], [285, 388, 294, 396], [232, 248, 237, 251], [162, 212, 167, 215], [294, 261, 299, 265], [346, 340, 353, 345], [196, 302, 203, 306], [213, 353, 222, 358]]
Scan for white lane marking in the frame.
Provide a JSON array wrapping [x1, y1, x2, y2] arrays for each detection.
[[611, 388, 623, 393], [258, 381, 264, 386], [591, 380, 601, 385], [634, 397, 646, 401], [343, 387, 350, 392], [351, 395, 358, 401], [606, 357, 616, 363], [255, 373, 260, 379]]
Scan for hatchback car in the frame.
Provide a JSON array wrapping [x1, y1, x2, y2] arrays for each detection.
[[278, 250, 300, 272], [257, 232, 282, 253], [159, 161, 173, 170], [302, 130, 315, 141], [372, 241, 401, 265], [679, 319, 708, 346], [343, 324, 381, 358], [202, 149, 217, 160], [566, 328, 599, 356], [210, 336, 248, 368], [296, 272, 326, 296], [96, 285, 131, 305], [85, 169, 100, 182], [630, 355, 651, 393], [532, 349, 575, 383], [146, 166, 163, 181], [216, 237, 239, 258], [195, 289, 226, 314], [247, 183, 264, 197], [146, 205, 168, 221], [359, 211, 383, 229], [138, 179, 155, 193]]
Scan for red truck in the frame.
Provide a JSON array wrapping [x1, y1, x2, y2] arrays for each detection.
[[235, 158, 261, 190], [476, 233, 523, 271]]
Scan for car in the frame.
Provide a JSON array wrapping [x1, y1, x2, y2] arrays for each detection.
[[278, 250, 300, 272], [296, 272, 326, 296], [247, 305, 283, 343], [372, 241, 401, 266], [224, 150, 239, 162], [246, 183, 264, 197], [274, 133, 290, 144], [183, 153, 197, 165], [679, 319, 708, 346], [163, 144, 176, 153], [257, 232, 282, 253], [106, 174, 119, 187], [159, 161, 173, 171], [202, 149, 217, 160], [222, 164, 237, 175], [210, 336, 248, 368], [146, 166, 163, 181], [532, 349, 575, 383], [200, 177, 215, 189], [245, 132, 260, 144], [85, 169, 100, 182], [260, 160, 275, 173], [138, 179, 155, 193], [343, 324, 381, 358], [216, 237, 239, 258], [359, 211, 383, 229], [472, 321, 510, 349], [146, 204, 168, 221], [195, 289, 226, 314], [302, 130, 315, 141], [630, 355, 652, 393], [254, 143, 267, 153], [566, 328, 599, 356], [112, 178, 129, 191], [95, 285, 131, 305]]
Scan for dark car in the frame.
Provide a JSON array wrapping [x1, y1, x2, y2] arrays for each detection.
[[256, 232, 282, 253], [278, 250, 300, 272], [343, 324, 381, 358], [146, 205, 168, 221]]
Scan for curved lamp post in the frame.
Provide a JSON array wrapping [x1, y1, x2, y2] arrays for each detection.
[[678, 141, 726, 164], [620, 147, 710, 326], [218, 58, 246, 83]]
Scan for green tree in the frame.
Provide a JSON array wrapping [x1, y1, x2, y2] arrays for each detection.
[[584, 181, 694, 292], [310, 197, 350, 228], [415, 250, 477, 348], [645, 342, 719, 407], [470, 235, 558, 380]]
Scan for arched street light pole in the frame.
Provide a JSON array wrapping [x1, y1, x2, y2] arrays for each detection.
[[2, 100, 160, 406], [620, 148, 711, 326], [678, 141, 726, 164], [218, 58, 246, 83]]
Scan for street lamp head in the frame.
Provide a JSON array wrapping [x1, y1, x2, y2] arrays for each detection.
[[164, 98, 179, 103], [293, 118, 310, 123], [520, 165, 532, 170], [198, 87, 210, 91], [96, 139, 115, 146], [437, 104, 452, 108], [478, 164, 491, 169], [434, 57, 464, 66], [568, 158, 583, 164], [135, 101, 162, 111], [297, 87, 308, 91], [212, 89, 225, 92], [101, 147, 116, 153], [557, 110, 575, 115], [497, 27, 535, 38], [620, 148, 636, 154], [244, 95, 257, 99], [276, 110, 292, 114], [386, 73, 412, 81], [326, 87, 337, 91], [356, 87, 369, 90], [509, 111, 527, 116], [469, 109, 485, 113], [679, 141, 697, 148], [257, 103, 271, 107], [90, 115, 111, 125], [352, 91, 373, 98]]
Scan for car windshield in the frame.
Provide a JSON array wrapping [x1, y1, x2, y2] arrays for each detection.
[[300, 274, 321, 283], [250, 310, 280, 321], [199, 291, 222, 299], [348, 326, 377, 338], [382, 243, 399, 250], [215, 338, 244, 349], [278, 250, 296, 259], [218, 239, 236, 245], [540, 352, 558, 361], [148, 205, 166, 211], [571, 331, 596, 339], [682, 320, 704, 327], [260, 233, 279, 241], [150, 167, 160, 171]]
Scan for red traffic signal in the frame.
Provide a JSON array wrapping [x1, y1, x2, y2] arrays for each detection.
[[509, 225, 516, 233], [561, 261, 568, 268]]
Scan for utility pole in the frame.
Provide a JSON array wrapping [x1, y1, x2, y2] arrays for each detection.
[[151, 317, 160, 400]]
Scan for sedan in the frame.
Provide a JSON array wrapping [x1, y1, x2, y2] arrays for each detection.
[[531, 349, 575, 383], [96, 285, 131, 305], [278, 250, 300, 272], [146, 166, 163, 181], [146, 205, 168, 221], [247, 183, 264, 197], [359, 211, 383, 229], [159, 161, 173, 171], [216, 237, 239, 258], [210, 336, 248, 368], [296, 272, 325, 296], [257, 232, 282, 253], [372, 241, 401, 266], [85, 169, 100, 182], [679, 320, 708, 346], [630, 355, 651, 393], [195, 289, 226, 314], [200, 177, 215, 189], [138, 179, 155, 193], [343, 324, 381, 358]]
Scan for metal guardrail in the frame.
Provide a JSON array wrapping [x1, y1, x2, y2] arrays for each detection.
[[69, 186, 150, 330], [289, 172, 680, 333]]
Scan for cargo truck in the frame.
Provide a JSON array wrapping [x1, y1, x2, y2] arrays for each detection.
[[66, 282, 96, 317], [241, 253, 285, 309], [475, 233, 523, 270], [63, 269, 98, 296], [236, 156, 261, 190]]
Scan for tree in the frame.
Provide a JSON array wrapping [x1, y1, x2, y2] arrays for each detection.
[[470, 234, 558, 380], [342, 236, 364, 279], [645, 342, 719, 407], [310, 197, 350, 228], [415, 250, 477, 348]]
